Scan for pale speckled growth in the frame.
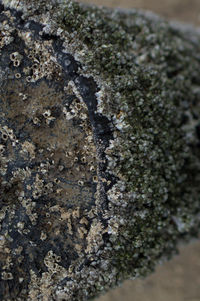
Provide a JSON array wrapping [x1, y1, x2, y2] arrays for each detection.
[[0, 0, 200, 300]]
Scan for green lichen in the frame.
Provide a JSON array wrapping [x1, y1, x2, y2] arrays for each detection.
[[60, 1, 200, 280]]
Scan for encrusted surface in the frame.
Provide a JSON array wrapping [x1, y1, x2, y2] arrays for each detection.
[[0, 0, 200, 300]]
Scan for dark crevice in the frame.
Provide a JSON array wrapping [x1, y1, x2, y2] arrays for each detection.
[[0, 3, 4, 13], [52, 38, 118, 215]]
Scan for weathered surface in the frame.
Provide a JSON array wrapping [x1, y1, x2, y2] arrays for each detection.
[[0, 0, 199, 300]]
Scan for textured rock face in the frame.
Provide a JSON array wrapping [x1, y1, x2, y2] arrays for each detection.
[[0, 0, 200, 300]]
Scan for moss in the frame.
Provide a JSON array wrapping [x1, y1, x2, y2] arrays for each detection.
[[60, 1, 200, 280], [61, 2, 132, 76]]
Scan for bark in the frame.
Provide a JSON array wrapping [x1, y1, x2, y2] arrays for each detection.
[[0, 0, 200, 300]]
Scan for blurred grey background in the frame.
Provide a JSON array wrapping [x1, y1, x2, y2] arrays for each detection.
[[80, 0, 200, 25], [78, 1, 200, 300]]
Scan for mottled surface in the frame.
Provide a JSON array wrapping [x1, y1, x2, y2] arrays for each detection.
[[0, 0, 200, 300], [86, 1, 200, 301], [98, 240, 200, 301]]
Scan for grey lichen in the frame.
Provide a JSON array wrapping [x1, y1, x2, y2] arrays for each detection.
[[0, 0, 200, 300]]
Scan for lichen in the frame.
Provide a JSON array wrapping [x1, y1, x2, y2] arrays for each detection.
[[60, 0, 200, 280], [0, 0, 200, 300]]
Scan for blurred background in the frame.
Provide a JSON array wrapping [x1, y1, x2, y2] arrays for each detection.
[[78, 0, 200, 300], [80, 0, 200, 25]]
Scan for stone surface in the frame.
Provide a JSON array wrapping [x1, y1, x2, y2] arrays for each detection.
[[0, 0, 200, 300]]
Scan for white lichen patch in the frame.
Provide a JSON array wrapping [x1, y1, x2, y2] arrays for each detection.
[[86, 220, 105, 254], [21, 141, 36, 158]]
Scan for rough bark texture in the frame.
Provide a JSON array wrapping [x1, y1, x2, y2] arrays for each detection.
[[0, 0, 200, 300]]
